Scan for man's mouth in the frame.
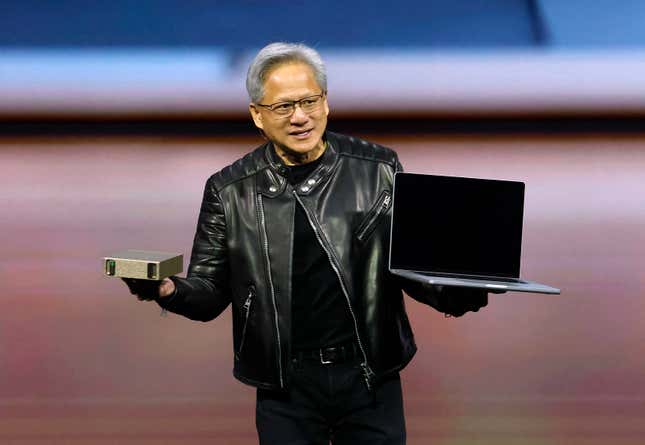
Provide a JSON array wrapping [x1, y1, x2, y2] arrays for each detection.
[[290, 129, 312, 139]]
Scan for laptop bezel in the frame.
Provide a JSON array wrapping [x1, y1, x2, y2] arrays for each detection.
[[388, 171, 526, 280]]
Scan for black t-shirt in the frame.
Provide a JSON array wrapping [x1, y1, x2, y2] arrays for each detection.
[[282, 155, 355, 351]]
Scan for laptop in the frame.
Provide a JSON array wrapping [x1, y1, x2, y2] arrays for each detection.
[[388, 172, 560, 294]]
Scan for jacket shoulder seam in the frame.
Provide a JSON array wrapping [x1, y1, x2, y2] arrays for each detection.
[[207, 145, 270, 192], [327, 131, 399, 168], [209, 165, 270, 192], [339, 151, 398, 168]]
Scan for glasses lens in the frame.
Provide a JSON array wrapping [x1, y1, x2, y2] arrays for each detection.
[[300, 96, 321, 113], [264, 94, 323, 117], [272, 103, 294, 116]]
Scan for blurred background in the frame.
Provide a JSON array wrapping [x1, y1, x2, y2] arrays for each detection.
[[1, 1, 644, 444]]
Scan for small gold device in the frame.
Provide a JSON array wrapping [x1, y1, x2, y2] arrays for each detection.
[[103, 250, 183, 280]]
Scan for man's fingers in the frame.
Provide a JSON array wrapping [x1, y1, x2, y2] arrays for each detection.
[[121, 278, 162, 300], [488, 289, 507, 294], [466, 293, 487, 313], [443, 288, 489, 317], [121, 278, 138, 294]]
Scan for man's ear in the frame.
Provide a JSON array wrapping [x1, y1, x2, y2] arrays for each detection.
[[249, 104, 264, 130]]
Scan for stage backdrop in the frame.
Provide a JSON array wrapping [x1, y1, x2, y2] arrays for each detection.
[[1, 132, 643, 444]]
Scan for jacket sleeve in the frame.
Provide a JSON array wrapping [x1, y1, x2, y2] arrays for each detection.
[[157, 176, 232, 321]]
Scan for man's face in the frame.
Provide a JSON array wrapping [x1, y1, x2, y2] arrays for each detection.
[[249, 62, 329, 164]]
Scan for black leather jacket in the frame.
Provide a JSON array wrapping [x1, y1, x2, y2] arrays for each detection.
[[160, 132, 442, 391]]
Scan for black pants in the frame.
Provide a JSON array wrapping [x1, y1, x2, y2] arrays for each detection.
[[256, 356, 406, 444]]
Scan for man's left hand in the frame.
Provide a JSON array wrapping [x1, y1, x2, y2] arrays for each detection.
[[440, 287, 492, 317]]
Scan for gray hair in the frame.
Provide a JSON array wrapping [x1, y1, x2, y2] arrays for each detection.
[[246, 42, 327, 103]]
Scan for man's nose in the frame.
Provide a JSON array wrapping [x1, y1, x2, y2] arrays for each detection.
[[290, 105, 308, 123]]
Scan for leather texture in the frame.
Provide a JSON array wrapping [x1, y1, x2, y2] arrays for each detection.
[[159, 131, 443, 390]]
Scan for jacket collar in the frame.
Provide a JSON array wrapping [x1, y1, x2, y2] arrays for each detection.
[[261, 133, 339, 197]]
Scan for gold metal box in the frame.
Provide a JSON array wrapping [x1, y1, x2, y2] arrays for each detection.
[[103, 250, 183, 280]]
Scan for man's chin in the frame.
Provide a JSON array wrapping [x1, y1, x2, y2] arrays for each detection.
[[276, 143, 321, 163], [282, 141, 319, 156], [290, 145, 317, 155]]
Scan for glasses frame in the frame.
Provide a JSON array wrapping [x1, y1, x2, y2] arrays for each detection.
[[255, 92, 326, 118]]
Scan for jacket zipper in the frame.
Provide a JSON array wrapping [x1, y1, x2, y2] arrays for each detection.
[[257, 194, 284, 388], [236, 286, 255, 359], [356, 190, 392, 242], [293, 191, 376, 390]]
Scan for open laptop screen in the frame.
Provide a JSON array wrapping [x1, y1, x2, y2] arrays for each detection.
[[390, 173, 524, 279]]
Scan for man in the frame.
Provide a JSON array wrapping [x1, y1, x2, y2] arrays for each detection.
[[124, 42, 488, 444]]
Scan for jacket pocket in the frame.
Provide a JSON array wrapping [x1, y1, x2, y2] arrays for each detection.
[[235, 285, 255, 360], [355, 190, 392, 243]]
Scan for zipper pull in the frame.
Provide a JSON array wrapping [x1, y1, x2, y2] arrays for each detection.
[[382, 194, 391, 209], [361, 363, 376, 391], [243, 288, 254, 311]]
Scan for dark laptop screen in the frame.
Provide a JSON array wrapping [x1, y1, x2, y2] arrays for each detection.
[[390, 173, 524, 278]]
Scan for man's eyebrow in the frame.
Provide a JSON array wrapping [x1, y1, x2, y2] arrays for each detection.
[[271, 97, 295, 104], [272, 92, 318, 103]]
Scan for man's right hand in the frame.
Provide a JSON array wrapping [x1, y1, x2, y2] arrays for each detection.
[[122, 277, 175, 301], [423, 285, 489, 317]]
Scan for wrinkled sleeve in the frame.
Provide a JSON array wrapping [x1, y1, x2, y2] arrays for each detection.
[[157, 177, 232, 321]]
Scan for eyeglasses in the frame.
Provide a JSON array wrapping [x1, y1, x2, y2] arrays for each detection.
[[256, 92, 326, 117]]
